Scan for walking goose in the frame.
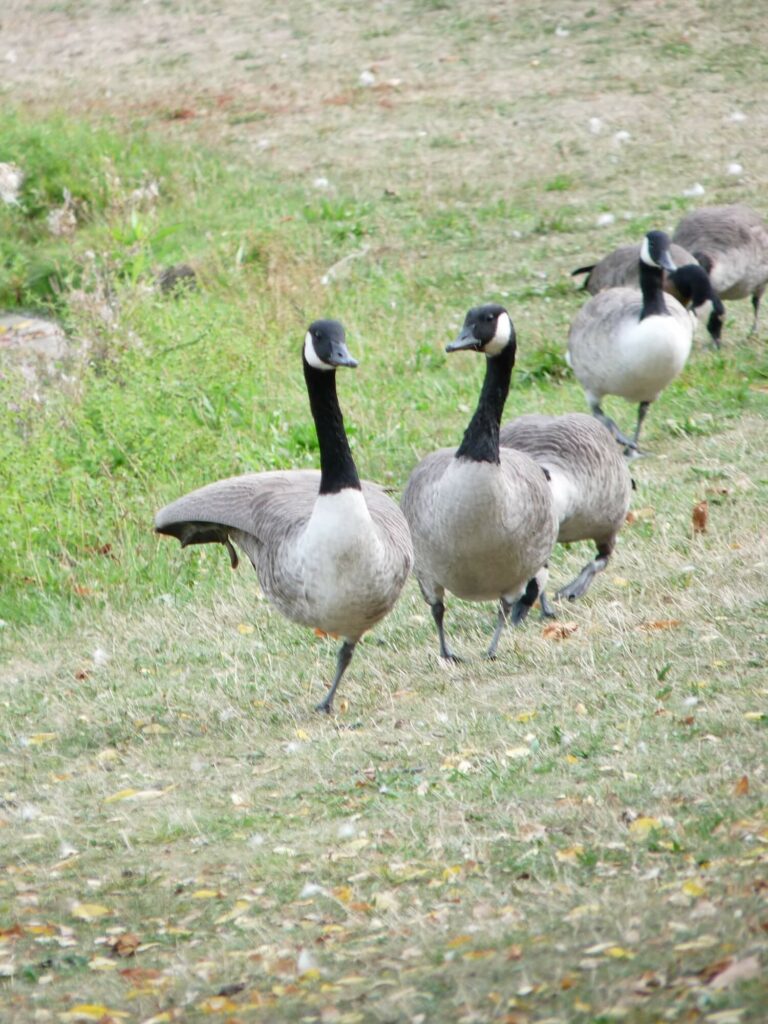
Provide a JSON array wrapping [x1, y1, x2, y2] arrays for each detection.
[[572, 242, 725, 345], [401, 304, 558, 660], [673, 203, 768, 336], [500, 413, 632, 616], [567, 230, 694, 452], [155, 320, 413, 714]]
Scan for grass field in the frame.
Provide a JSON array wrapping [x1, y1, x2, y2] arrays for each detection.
[[1, 2, 767, 1021]]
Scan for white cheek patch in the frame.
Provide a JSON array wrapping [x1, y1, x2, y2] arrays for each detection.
[[304, 331, 334, 370], [484, 311, 512, 355], [640, 235, 655, 267]]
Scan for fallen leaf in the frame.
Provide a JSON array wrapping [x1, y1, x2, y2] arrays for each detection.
[[605, 945, 635, 959], [88, 956, 117, 972], [110, 932, 140, 958], [237, 623, 255, 634], [556, 845, 584, 863], [542, 621, 578, 640], [708, 954, 761, 990], [637, 619, 682, 631], [71, 902, 111, 921], [734, 775, 749, 796], [60, 1006, 129, 1022], [628, 817, 662, 839], [26, 732, 58, 745], [692, 499, 709, 534], [198, 996, 239, 1013], [682, 879, 707, 898]]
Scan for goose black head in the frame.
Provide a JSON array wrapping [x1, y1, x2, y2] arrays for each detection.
[[304, 319, 359, 371], [446, 304, 515, 357], [640, 230, 677, 273], [671, 264, 722, 312]]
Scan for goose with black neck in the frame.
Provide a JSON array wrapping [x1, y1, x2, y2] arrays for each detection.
[[567, 229, 694, 453], [402, 304, 558, 661], [155, 320, 413, 714]]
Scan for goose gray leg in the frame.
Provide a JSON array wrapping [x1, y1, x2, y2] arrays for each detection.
[[588, 398, 638, 451], [315, 640, 356, 714], [624, 401, 650, 456], [431, 600, 462, 662], [556, 543, 611, 601], [487, 598, 514, 660], [538, 590, 557, 619]]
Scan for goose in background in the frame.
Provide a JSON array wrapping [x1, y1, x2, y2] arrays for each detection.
[[500, 413, 632, 617], [673, 203, 768, 337], [155, 320, 413, 714], [572, 242, 725, 346], [567, 230, 694, 452], [401, 304, 558, 660]]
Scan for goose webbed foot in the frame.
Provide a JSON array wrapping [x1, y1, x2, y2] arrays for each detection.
[[430, 600, 462, 662], [314, 639, 356, 714], [538, 590, 557, 619], [589, 403, 638, 451], [556, 553, 610, 602]]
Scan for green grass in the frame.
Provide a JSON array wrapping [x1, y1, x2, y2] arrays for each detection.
[[2, 2, 768, 1018]]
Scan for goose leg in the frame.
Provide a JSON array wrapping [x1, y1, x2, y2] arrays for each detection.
[[624, 401, 650, 456], [588, 398, 638, 451], [315, 639, 356, 714], [508, 576, 541, 629], [749, 286, 764, 336], [431, 600, 462, 662], [556, 543, 611, 601], [487, 598, 514, 660], [539, 590, 557, 619]]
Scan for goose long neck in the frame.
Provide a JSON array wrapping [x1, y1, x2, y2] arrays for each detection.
[[455, 345, 515, 464], [639, 260, 669, 319], [304, 360, 361, 494]]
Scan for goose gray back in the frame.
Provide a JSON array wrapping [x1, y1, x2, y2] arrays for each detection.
[[673, 204, 768, 336], [401, 304, 558, 661], [567, 230, 694, 453], [500, 413, 632, 614], [572, 241, 725, 346], [155, 320, 413, 714]]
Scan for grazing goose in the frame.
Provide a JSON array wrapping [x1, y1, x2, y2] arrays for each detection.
[[500, 413, 632, 616], [567, 230, 694, 452], [401, 304, 558, 660], [572, 242, 725, 346], [673, 203, 768, 337], [155, 320, 413, 714]]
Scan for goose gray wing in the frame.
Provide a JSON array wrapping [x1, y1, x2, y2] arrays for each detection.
[[155, 470, 322, 568], [581, 243, 696, 294]]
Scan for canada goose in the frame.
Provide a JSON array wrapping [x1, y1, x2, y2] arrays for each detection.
[[155, 320, 413, 714], [500, 413, 632, 616], [673, 203, 768, 336], [401, 304, 558, 660], [567, 230, 694, 452], [572, 243, 725, 346]]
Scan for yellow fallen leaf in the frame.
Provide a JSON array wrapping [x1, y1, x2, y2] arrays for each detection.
[[104, 788, 139, 803], [674, 934, 718, 952], [27, 732, 58, 745], [191, 889, 222, 900], [446, 934, 472, 949], [60, 1006, 129, 1022], [332, 885, 353, 903], [237, 623, 255, 634], [605, 946, 635, 959], [294, 728, 310, 741], [628, 816, 662, 839], [556, 845, 584, 863], [463, 949, 494, 959], [505, 745, 531, 760], [682, 879, 706, 898], [199, 995, 239, 1013], [215, 899, 251, 924], [565, 753, 580, 764], [515, 710, 537, 723], [612, 576, 629, 586], [71, 903, 111, 921], [88, 956, 117, 971], [744, 711, 765, 721], [140, 723, 169, 735]]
